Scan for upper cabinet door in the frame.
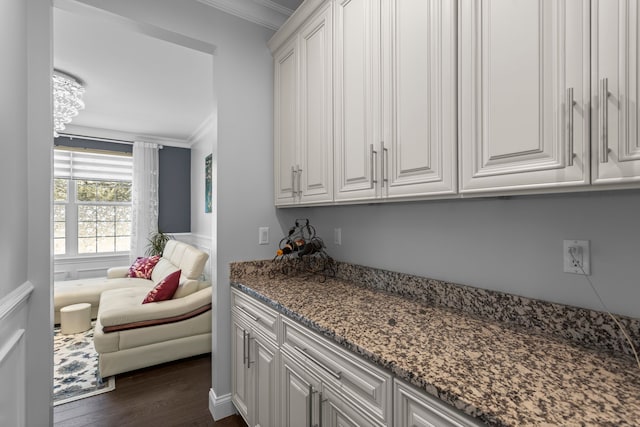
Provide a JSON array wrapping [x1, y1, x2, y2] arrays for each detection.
[[459, 0, 590, 194], [381, 0, 457, 199], [592, 0, 640, 184], [334, 0, 381, 202], [299, 3, 334, 204], [274, 39, 299, 206]]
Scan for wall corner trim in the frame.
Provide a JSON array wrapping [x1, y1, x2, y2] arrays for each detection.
[[208, 388, 236, 420]]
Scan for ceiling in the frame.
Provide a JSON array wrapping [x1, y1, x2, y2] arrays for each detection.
[[53, 0, 303, 146]]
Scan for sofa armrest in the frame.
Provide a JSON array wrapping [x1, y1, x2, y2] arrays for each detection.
[[107, 266, 130, 279], [99, 286, 212, 328]]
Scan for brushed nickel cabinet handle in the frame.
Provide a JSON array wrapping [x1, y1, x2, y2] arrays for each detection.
[[236, 305, 260, 322], [297, 166, 303, 198], [600, 78, 610, 163], [291, 166, 296, 197], [382, 141, 388, 187], [242, 329, 247, 368], [567, 88, 576, 167], [294, 345, 342, 379], [370, 144, 378, 187], [308, 385, 313, 427]]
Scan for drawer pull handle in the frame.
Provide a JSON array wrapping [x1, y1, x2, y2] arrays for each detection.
[[294, 345, 342, 379], [236, 305, 260, 322]]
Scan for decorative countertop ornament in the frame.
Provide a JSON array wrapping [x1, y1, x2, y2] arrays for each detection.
[[271, 218, 335, 282]]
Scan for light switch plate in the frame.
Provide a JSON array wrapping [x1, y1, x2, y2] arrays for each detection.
[[259, 227, 269, 245]]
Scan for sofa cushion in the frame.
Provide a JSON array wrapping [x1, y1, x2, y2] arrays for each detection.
[[142, 270, 181, 304], [99, 286, 212, 328], [128, 255, 161, 279], [150, 258, 179, 284], [55, 276, 154, 313], [160, 240, 208, 280]]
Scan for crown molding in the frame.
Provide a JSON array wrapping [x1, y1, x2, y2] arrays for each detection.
[[61, 124, 193, 149], [188, 114, 216, 146], [196, 0, 294, 31], [267, 0, 325, 52]]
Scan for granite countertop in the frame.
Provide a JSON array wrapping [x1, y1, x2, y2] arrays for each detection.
[[230, 261, 640, 427]]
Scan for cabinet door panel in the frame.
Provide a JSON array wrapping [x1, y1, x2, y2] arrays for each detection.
[[300, 4, 333, 203], [231, 318, 250, 422], [274, 40, 298, 205], [280, 354, 319, 427], [459, 0, 589, 193], [592, 0, 640, 184], [334, 0, 380, 201], [252, 336, 278, 427], [382, 0, 457, 198]]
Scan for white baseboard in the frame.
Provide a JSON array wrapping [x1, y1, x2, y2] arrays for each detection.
[[208, 388, 236, 421]]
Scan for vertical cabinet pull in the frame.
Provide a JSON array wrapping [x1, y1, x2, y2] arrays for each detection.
[[566, 88, 576, 167], [600, 78, 610, 163], [370, 144, 378, 187], [242, 330, 247, 368], [297, 166, 303, 198], [291, 166, 297, 198], [307, 385, 314, 427], [318, 392, 324, 427], [247, 335, 254, 366], [382, 142, 388, 187]]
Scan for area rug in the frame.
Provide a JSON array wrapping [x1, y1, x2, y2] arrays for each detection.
[[53, 322, 115, 406]]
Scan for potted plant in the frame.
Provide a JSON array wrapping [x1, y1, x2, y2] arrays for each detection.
[[145, 230, 172, 256]]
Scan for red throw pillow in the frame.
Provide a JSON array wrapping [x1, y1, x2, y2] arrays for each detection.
[[128, 256, 161, 279], [142, 270, 181, 304]]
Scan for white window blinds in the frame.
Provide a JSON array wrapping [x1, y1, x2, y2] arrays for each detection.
[[54, 149, 133, 182]]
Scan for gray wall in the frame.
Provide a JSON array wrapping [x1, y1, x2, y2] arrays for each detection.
[[158, 146, 190, 233], [278, 189, 640, 318], [72, 0, 282, 413], [54, 137, 191, 233]]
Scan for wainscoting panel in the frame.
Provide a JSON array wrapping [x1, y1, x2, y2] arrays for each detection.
[[0, 282, 33, 427]]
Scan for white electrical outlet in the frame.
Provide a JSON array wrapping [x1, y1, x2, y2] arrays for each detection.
[[563, 240, 590, 275], [258, 227, 269, 245], [334, 228, 342, 246]]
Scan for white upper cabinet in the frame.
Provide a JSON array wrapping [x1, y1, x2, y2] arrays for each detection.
[[299, 3, 334, 204], [334, 0, 381, 202], [459, 0, 590, 194], [273, 3, 333, 207], [381, 0, 457, 199], [274, 38, 299, 206], [592, 0, 640, 184]]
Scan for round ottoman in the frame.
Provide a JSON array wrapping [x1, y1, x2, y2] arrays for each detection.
[[60, 303, 92, 335]]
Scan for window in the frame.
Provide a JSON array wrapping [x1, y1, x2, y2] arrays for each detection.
[[54, 149, 133, 256]]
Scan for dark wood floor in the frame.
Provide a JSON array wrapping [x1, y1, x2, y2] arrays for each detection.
[[54, 354, 247, 427]]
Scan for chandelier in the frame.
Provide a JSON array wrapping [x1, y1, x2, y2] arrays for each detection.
[[53, 70, 85, 137]]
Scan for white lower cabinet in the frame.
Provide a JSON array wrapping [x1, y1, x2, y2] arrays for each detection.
[[232, 288, 483, 427], [280, 351, 382, 427], [394, 380, 484, 427], [231, 292, 279, 427]]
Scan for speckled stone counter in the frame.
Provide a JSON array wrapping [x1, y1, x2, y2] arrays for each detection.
[[230, 260, 640, 426]]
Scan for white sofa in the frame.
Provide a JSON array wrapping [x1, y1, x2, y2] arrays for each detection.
[[54, 240, 209, 323], [93, 281, 212, 378], [54, 240, 213, 378]]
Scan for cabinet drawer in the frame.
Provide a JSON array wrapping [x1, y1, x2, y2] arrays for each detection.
[[231, 289, 279, 342], [394, 379, 484, 427], [281, 316, 392, 424]]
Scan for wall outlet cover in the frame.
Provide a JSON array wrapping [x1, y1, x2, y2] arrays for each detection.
[[563, 240, 590, 275]]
